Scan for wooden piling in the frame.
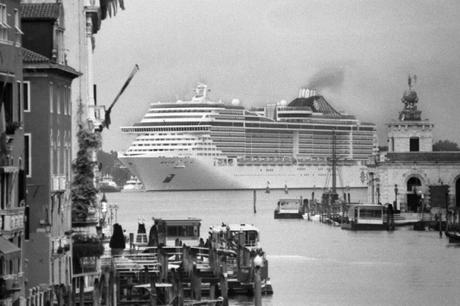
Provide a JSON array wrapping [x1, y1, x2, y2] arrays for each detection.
[[79, 276, 84, 306], [219, 266, 229, 306], [71, 277, 76, 306], [105, 273, 113, 306], [191, 264, 202, 301], [150, 272, 157, 306], [115, 272, 120, 306], [254, 267, 262, 306], [253, 190, 257, 214]]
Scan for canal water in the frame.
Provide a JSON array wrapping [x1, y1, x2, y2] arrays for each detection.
[[105, 189, 460, 306]]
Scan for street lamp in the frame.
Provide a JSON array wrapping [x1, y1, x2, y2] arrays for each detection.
[[100, 193, 108, 223]]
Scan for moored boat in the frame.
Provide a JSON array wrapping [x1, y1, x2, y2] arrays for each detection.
[[99, 175, 121, 192], [341, 204, 386, 230], [274, 198, 306, 219], [122, 176, 144, 191]]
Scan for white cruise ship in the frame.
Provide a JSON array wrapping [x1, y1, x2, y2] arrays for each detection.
[[119, 84, 377, 191]]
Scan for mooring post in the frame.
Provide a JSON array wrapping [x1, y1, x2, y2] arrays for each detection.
[[219, 265, 229, 306], [71, 277, 76, 306], [115, 272, 121, 305], [253, 189, 257, 214], [191, 264, 202, 300], [253, 255, 263, 306], [93, 279, 101, 306], [79, 276, 84, 306], [105, 273, 111, 306], [439, 213, 443, 238], [150, 272, 157, 306]]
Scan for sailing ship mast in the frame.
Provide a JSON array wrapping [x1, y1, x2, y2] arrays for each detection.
[[332, 129, 337, 195]]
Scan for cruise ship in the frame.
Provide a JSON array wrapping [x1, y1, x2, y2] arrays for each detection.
[[119, 84, 377, 191]]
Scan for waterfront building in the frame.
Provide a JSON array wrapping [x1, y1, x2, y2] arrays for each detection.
[[0, 0, 26, 305], [21, 2, 80, 304], [369, 76, 460, 212], [60, 0, 125, 302]]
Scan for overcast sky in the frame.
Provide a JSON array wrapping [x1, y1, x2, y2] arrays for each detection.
[[94, 0, 460, 152]]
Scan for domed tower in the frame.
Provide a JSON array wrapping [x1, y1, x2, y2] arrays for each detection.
[[387, 75, 434, 153]]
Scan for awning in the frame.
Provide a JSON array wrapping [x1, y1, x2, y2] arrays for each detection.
[[0, 236, 20, 255]]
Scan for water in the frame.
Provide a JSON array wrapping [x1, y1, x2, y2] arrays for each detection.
[[105, 190, 460, 306]]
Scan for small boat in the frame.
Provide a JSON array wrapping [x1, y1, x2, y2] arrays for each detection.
[[341, 204, 386, 230], [122, 176, 144, 191], [445, 231, 460, 243], [274, 198, 306, 219], [99, 175, 121, 192]]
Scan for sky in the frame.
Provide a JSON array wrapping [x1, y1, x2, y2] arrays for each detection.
[[93, 0, 460, 152]]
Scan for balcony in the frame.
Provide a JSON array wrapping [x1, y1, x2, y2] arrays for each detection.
[[88, 105, 106, 131], [0, 207, 25, 233], [51, 175, 67, 192], [0, 272, 24, 293]]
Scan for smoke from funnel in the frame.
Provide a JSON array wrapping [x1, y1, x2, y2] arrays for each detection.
[[306, 67, 345, 91]]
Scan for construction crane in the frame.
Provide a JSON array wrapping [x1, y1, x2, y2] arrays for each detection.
[[100, 64, 140, 131]]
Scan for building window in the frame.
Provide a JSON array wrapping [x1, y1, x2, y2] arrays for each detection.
[[50, 82, 54, 113], [0, 4, 8, 41], [0, 82, 13, 124], [410, 137, 419, 152], [23, 81, 30, 112], [24, 134, 31, 177], [57, 86, 61, 114], [16, 81, 22, 122]]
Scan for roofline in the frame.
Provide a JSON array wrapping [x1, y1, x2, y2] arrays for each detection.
[[23, 62, 81, 79]]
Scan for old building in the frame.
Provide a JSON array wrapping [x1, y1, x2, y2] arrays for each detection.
[[370, 77, 460, 213], [0, 0, 26, 305], [21, 2, 79, 304]]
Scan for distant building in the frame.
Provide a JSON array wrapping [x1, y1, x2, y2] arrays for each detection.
[[0, 0, 26, 305], [369, 76, 460, 212], [21, 1, 79, 304]]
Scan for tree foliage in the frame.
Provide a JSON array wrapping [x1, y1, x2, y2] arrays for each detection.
[[433, 140, 460, 151], [71, 128, 101, 221]]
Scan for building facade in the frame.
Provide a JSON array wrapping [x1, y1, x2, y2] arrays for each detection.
[[0, 0, 26, 305], [370, 77, 460, 213], [21, 2, 79, 304]]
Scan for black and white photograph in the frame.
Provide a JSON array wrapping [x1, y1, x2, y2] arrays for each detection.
[[1, 0, 460, 305]]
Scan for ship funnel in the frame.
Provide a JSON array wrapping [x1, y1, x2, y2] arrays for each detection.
[[298, 88, 318, 98]]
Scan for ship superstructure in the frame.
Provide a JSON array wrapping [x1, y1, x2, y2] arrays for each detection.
[[119, 84, 377, 191]]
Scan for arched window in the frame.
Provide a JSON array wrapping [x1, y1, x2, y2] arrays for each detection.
[[407, 177, 421, 192]]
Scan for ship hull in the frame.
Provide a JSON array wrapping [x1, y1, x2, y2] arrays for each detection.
[[119, 156, 368, 191]]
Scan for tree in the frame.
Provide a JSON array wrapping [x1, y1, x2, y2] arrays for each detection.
[[71, 128, 101, 221], [433, 140, 460, 151]]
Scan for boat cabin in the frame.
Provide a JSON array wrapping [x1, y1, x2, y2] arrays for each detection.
[[156, 218, 201, 247], [209, 223, 260, 248], [227, 224, 259, 247], [341, 204, 386, 230], [274, 198, 305, 219]]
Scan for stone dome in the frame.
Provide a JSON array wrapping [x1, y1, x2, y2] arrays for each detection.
[[402, 89, 418, 104]]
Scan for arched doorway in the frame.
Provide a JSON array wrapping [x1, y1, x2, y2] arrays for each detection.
[[407, 177, 422, 212]]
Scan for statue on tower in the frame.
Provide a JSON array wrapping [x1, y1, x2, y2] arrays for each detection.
[[399, 74, 421, 121]]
